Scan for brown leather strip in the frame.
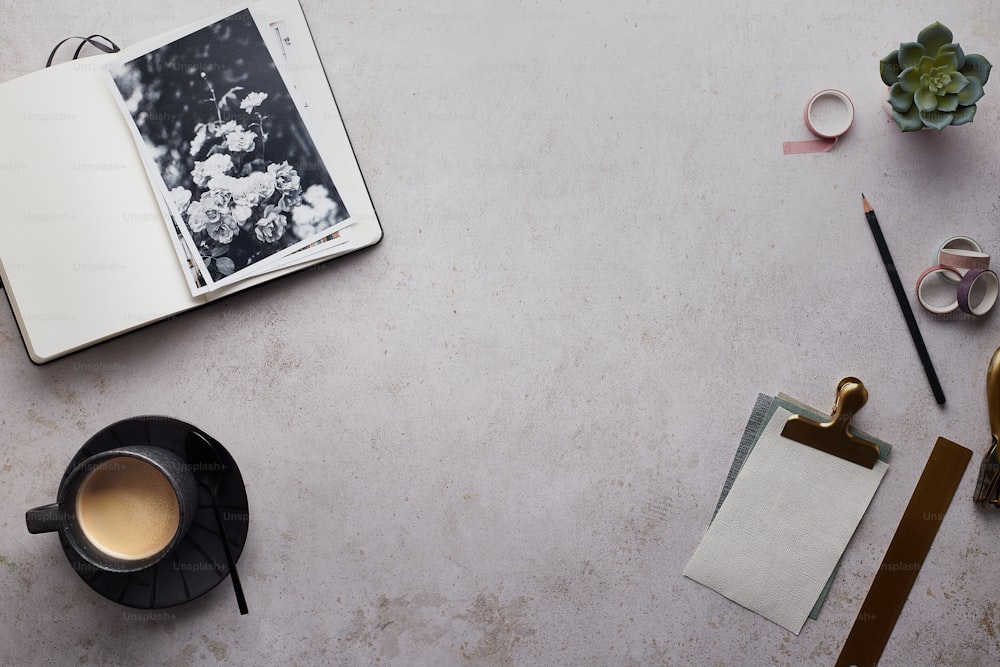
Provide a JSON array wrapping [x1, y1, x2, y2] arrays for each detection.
[[835, 437, 972, 667]]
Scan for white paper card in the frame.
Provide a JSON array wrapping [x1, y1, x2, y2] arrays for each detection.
[[683, 406, 888, 634]]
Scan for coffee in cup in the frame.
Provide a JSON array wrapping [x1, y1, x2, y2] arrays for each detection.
[[76, 456, 181, 561], [26, 446, 198, 573]]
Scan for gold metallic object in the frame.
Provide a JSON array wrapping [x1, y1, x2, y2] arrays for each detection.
[[780, 377, 880, 469], [974, 347, 1000, 508]]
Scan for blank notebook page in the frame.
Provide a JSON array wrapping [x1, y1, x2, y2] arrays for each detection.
[[0, 61, 197, 361]]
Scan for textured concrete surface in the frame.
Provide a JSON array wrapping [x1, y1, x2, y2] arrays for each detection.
[[3, 1, 1000, 665]]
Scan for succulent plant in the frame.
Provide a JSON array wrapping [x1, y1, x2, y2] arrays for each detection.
[[880, 22, 992, 131]]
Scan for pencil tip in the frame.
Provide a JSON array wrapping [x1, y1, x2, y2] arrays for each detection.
[[862, 194, 872, 213]]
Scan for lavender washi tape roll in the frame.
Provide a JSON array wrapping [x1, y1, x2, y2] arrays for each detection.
[[783, 90, 854, 154], [937, 236, 987, 283], [957, 268, 999, 316], [916, 265, 962, 314]]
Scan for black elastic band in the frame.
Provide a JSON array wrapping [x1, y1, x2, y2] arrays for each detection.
[[46, 34, 120, 68]]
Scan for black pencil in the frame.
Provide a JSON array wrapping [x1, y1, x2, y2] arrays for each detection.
[[862, 194, 946, 405]]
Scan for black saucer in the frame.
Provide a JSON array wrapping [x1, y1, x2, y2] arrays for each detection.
[[57, 416, 249, 609]]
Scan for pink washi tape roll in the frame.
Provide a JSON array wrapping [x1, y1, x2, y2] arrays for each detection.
[[936, 236, 990, 283], [941, 247, 990, 270], [916, 264, 962, 314], [957, 268, 999, 316], [938, 235, 982, 254], [783, 89, 854, 154]]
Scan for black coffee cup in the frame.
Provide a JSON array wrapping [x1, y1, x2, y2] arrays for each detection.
[[26, 445, 198, 573]]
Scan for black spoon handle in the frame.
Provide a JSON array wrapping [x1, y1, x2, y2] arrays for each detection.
[[211, 493, 248, 614]]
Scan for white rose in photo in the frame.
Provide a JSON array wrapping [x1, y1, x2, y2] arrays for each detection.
[[206, 214, 239, 244], [192, 153, 234, 187], [170, 187, 192, 215], [254, 206, 288, 243], [185, 200, 209, 233], [240, 91, 268, 113], [267, 161, 301, 193], [206, 174, 239, 196], [225, 129, 256, 153], [248, 171, 276, 201], [213, 120, 241, 137], [302, 184, 338, 219], [302, 184, 329, 206], [232, 204, 253, 225]]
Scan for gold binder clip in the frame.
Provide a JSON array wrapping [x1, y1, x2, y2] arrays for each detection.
[[781, 377, 880, 468]]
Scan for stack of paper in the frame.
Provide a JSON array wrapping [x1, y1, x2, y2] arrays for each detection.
[[105, 4, 363, 295], [684, 394, 890, 635]]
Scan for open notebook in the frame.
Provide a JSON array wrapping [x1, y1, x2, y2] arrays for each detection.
[[0, 0, 382, 363]]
